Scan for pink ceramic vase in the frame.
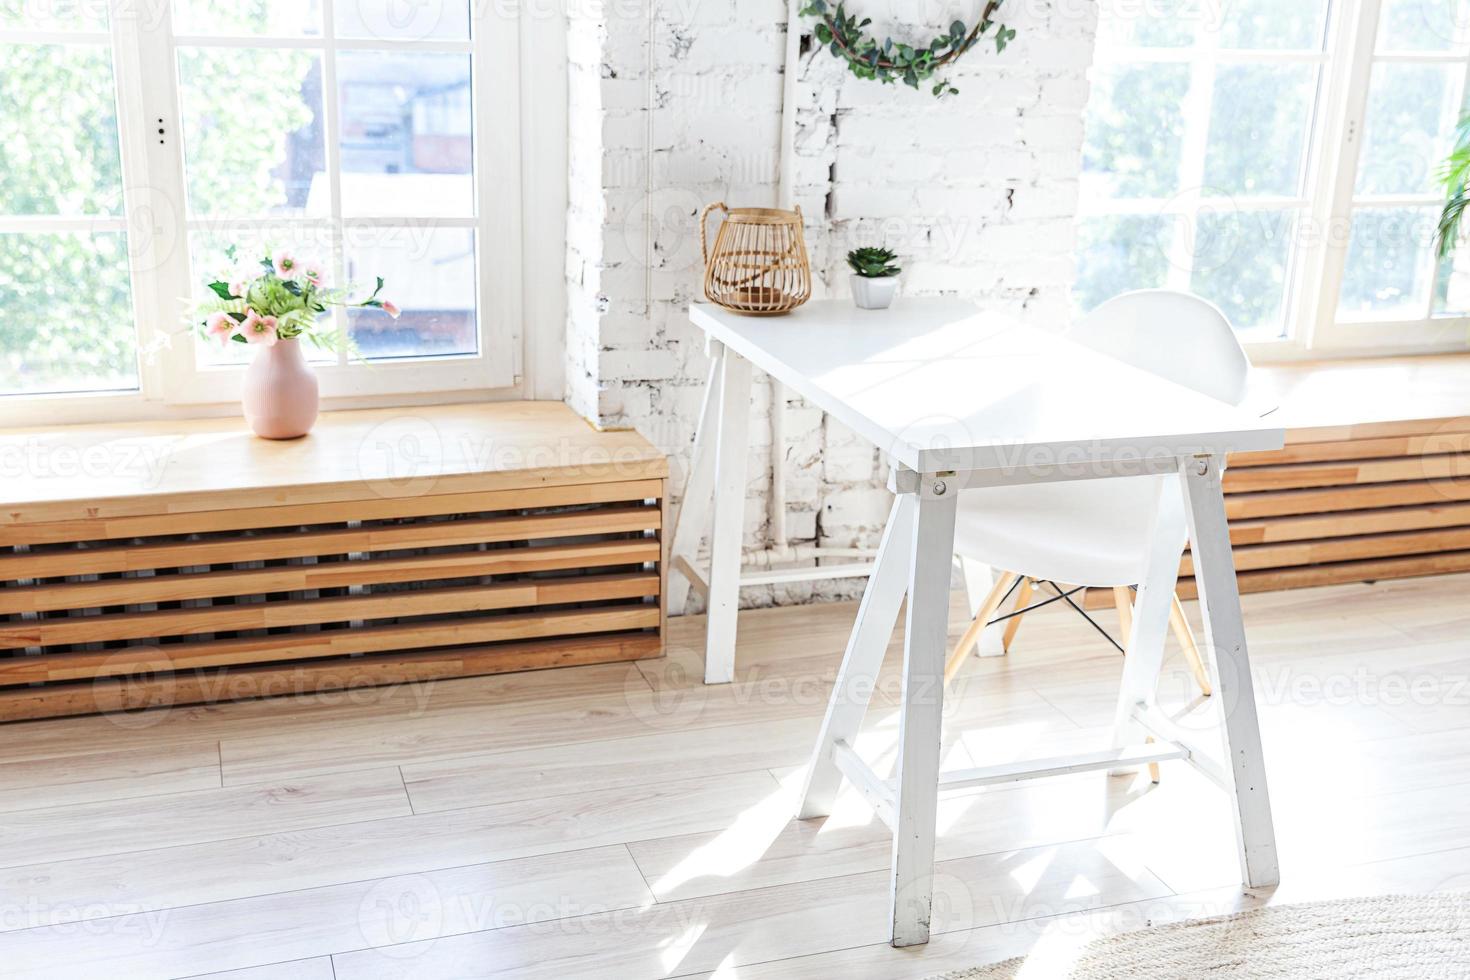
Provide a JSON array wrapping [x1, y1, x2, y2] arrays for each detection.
[[241, 338, 320, 439]]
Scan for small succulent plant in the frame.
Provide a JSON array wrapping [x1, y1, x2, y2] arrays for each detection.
[[847, 246, 902, 279]]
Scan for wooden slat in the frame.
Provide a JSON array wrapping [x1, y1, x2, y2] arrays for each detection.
[[0, 605, 661, 685], [0, 478, 664, 548], [0, 573, 658, 647], [1183, 526, 1470, 577], [1224, 453, 1469, 493], [1229, 501, 1470, 545], [0, 504, 660, 583], [0, 538, 661, 616], [1232, 430, 1470, 467], [1225, 479, 1470, 519], [1175, 549, 1470, 600], [0, 632, 663, 722]]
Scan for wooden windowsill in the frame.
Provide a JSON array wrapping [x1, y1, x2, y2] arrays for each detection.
[[1251, 351, 1470, 436], [0, 401, 668, 529]]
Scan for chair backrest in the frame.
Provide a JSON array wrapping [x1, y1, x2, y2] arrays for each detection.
[[1065, 289, 1251, 406]]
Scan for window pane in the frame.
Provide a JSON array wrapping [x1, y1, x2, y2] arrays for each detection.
[[345, 227, 476, 359], [1094, 0, 1198, 48], [1377, 0, 1470, 50], [1355, 62, 1462, 195], [171, 0, 320, 36], [0, 0, 106, 30], [0, 44, 124, 216], [177, 48, 327, 216], [1218, 0, 1329, 49], [1338, 207, 1436, 319], [1073, 214, 1176, 313], [1081, 64, 1189, 200], [333, 0, 470, 41], [1203, 63, 1315, 197], [335, 52, 474, 218], [0, 231, 137, 395], [1189, 208, 1294, 335], [187, 225, 340, 366]]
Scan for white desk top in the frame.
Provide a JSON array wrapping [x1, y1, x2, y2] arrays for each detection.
[[690, 298, 1285, 474]]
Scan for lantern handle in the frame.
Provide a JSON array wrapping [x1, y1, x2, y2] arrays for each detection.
[[700, 202, 727, 268]]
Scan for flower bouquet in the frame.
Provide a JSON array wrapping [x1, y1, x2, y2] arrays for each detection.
[[187, 248, 397, 439]]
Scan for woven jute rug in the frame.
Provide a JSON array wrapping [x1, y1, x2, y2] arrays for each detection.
[[929, 894, 1470, 979]]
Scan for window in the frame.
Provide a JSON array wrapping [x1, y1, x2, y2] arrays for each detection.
[[0, 5, 138, 396], [1, 0, 523, 412], [1079, 0, 1470, 356]]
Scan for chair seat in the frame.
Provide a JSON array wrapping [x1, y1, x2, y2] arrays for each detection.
[[954, 474, 1183, 588]]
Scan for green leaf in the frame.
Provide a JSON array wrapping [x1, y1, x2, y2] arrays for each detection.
[[207, 281, 233, 300], [950, 19, 965, 37], [815, 22, 832, 43], [903, 67, 918, 88]]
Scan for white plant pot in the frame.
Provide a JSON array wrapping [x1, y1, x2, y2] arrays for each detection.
[[850, 274, 899, 310]]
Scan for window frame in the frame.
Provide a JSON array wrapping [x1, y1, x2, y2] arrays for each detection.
[[1080, 0, 1470, 363], [1078, 26, 1335, 349], [1301, 0, 1470, 358], [1, 2, 531, 423]]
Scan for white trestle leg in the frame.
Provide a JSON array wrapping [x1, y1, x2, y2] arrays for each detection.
[[1178, 454, 1279, 888], [797, 494, 916, 820], [666, 340, 725, 618], [702, 349, 754, 685], [889, 483, 958, 947]]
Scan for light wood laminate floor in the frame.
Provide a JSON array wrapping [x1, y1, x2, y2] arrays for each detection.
[[2, 573, 1468, 978]]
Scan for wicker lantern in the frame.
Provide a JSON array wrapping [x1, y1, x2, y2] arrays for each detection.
[[699, 203, 812, 316]]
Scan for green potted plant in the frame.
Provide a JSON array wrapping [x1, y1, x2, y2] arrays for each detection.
[[847, 246, 902, 310]]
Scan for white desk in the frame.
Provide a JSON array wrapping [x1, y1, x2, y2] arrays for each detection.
[[671, 298, 1284, 946]]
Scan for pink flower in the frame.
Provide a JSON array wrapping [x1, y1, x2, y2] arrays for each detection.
[[205, 311, 236, 346], [241, 310, 278, 346], [381, 300, 400, 319], [272, 251, 297, 278], [301, 258, 324, 286]]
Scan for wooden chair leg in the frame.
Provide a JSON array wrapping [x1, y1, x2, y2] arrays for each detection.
[[1112, 586, 1132, 655], [1170, 593, 1212, 697], [1001, 578, 1033, 652], [945, 571, 1018, 683]]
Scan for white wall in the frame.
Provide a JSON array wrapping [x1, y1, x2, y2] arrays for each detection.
[[567, 0, 1100, 608]]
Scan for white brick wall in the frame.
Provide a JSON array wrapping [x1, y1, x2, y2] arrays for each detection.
[[566, 0, 1099, 609]]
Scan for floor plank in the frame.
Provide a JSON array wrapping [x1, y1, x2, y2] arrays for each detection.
[[0, 846, 652, 979], [0, 740, 221, 813], [0, 767, 410, 869], [0, 772, 773, 933], [329, 838, 1171, 979]]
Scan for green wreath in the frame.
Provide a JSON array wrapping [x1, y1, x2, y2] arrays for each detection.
[[799, 0, 1015, 98]]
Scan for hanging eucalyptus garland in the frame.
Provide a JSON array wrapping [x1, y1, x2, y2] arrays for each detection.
[[798, 0, 1015, 98]]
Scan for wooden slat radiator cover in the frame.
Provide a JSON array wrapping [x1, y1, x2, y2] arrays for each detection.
[[1083, 412, 1470, 609], [0, 403, 669, 722]]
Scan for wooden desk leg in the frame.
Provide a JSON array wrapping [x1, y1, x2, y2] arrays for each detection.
[[890, 483, 957, 947], [667, 342, 725, 617], [798, 494, 916, 820], [1179, 454, 1279, 889], [703, 350, 754, 685]]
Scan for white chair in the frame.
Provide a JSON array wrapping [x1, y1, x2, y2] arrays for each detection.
[[943, 289, 1253, 702]]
